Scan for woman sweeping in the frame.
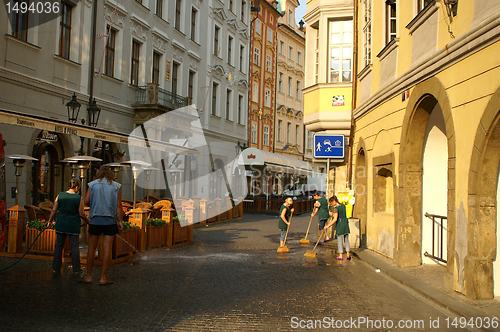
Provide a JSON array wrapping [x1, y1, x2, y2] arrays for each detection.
[[324, 195, 351, 261], [278, 197, 294, 248], [48, 179, 87, 275]]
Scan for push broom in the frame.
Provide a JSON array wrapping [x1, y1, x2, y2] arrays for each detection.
[[299, 214, 314, 245], [304, 229, 325, 258], [276, 212, 293, 254]]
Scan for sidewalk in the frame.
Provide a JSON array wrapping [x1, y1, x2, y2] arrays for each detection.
[[353, 249, 500, 323]]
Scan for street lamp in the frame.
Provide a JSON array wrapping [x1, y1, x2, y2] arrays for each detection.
[[66, 93, 81, 123], [87, 98, 101, 127], [7, 155, 38, 206], [65, 93, 102, 154]]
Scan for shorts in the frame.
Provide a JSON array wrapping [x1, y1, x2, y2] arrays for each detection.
[[88, 224, 118, 236], [279, 229, 287, 241], [319, 219, 328, 230]]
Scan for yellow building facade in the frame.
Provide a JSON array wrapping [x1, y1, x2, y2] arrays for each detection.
[[303, 0, 354, 196], [351, 0, 500, 299]]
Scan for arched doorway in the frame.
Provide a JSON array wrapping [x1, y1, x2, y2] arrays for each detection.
[[466, 88, 499, 299], [422, 108, 448, 265], [32, 132, 65, 204], [397, 77, 455, 269], [354, 146, 367, 247]]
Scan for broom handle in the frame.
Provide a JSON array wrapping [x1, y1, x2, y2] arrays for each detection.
[[304, 215, 314, 239], [283, 212, 293, 245], [311, 229, 325, 252]]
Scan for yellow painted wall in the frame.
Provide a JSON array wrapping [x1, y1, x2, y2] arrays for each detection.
[[352, 40, 500, 259], [304, 85, 353, 116]]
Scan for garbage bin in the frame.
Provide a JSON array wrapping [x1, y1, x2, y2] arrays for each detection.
[[348, 218, 360, 249]]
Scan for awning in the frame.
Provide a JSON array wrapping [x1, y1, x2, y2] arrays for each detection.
[[240, 147, 312, 175], [0, 108, 197, 154]]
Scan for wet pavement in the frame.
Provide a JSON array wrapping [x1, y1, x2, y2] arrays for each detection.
[[0, 214, 461, 331]]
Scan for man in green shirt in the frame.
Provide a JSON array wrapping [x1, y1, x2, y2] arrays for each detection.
[[311, 192, 331, 242]]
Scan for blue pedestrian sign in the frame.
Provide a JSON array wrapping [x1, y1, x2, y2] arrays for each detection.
[[313, 134, 345, 159]]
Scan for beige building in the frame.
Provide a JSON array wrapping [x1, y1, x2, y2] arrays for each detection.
[[303, 0, 354, 196], [351, 0, 500, 299], [275, 0, 305, 161]]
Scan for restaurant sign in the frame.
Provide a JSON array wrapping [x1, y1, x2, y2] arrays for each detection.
[[37, 131, 59, 143]]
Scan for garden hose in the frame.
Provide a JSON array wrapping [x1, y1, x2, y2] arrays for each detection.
[[0, 224, 51, 274]]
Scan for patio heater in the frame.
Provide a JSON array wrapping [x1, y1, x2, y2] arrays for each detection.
[[143, 167, 160, 202], [61, 157, 79, 179], [104, 162, 126, 181], [120, 160, 151, 209], [66, 155, 102, 198], [7, 154, 38, 206]]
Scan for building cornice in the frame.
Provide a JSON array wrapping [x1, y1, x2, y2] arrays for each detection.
[[354, 13, 500, 119]]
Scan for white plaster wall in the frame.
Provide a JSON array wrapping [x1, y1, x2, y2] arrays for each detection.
[[422, 109, 448, 265]]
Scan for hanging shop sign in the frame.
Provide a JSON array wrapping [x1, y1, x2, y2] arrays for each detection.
[[332, 95, 345, 106]]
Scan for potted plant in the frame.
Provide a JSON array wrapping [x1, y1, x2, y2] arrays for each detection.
[[25, 219, 56, 255], [114, 221, 140, 258], [145, 218, 165, 249]]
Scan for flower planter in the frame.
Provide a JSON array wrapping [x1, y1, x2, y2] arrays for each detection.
[[165, 220, 192, 248], [114, 228, 139, 258], [146, 224, 164, 249], [25, 227, 70, 255]]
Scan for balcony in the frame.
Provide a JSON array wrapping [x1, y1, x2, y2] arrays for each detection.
[[134, 83, 188, 110]]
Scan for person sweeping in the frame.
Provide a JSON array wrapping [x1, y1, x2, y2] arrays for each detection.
[[324, 195, 351, 261], [278, 197, 294, 248]]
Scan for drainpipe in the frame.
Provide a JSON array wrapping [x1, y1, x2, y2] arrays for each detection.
[[347, 0, 358, 190]]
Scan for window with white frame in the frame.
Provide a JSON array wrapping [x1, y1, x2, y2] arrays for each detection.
[[277, 120, 282, 142], [175, 0, 182, 31], [267, 26, 273, 43], [314, 29, 319, 83], [362, 0, 372, 67], [288, 77, 292, 96], [191, 7, 198, 41], [252, 81, 259, 102], [385, 0, 397, 44], [255, 19, 261, 35], [152, 51, 161, 85], [105, 25, 117, 77], [295, 124, 300, 145], [214, 25, 220, 56], [251, 123, 257, 144], [59, 2, 73, 59], [278, 72, 283, 93], [253, 47, 260, 66], [263, 125, 269, 146], [328, 19, 353, 83], [228, 35, 234, 65], [156, 0, 163, 18], [226, 89, 232, 120], [130, 39, 141, 86], [241, 0, 246, 21], [287, 122, 291, 144], [211, 82, 219, 116], [280, 41, 284, 55], [296, 80, 301, 100], [266, 54, 272, 72], [238, 95, 244, 124], [239, 44, 245, 72], [11, 0, 29, 42], [288, 46, 293, 59], [264, 88, 271, 107], [297, 51, 302, 65]]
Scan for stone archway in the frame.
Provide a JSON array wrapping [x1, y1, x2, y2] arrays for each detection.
[[354, 139, 368, 247], [396, 77, 456, 270], [465, 87, 500, 299]]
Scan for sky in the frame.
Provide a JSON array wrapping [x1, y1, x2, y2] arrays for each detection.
[[295, 0, 307, 23]]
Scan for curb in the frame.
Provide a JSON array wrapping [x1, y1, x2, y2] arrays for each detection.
[[351, 250, 498, 332]]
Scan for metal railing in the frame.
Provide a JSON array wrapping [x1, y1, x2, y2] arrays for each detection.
[[135, 84, 188, 110], [424, 212, 447, 263]]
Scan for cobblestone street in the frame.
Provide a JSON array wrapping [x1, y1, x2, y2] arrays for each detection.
[[0, 215, 460, 331]]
